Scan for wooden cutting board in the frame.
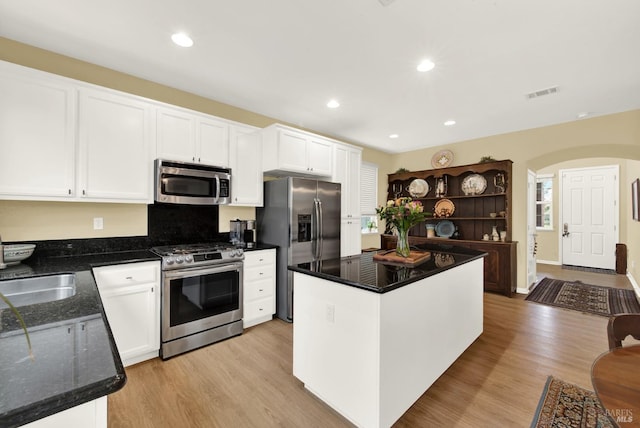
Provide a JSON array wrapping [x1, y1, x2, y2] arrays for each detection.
[[373, 250, 431, 266]]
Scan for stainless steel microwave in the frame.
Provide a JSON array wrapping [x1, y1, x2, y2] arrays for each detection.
[[155, 159, 231, 205]]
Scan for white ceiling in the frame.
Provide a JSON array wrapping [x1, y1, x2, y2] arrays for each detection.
[[1, 0, 639, 153]]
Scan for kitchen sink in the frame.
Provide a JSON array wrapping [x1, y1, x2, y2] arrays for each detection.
[[0, 273, 77, 309]]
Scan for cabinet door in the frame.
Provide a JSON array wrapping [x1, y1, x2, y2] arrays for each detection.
[[99, 283, 158, 365], [333, 145, 349, 216], [0, 64, 75, 198], [197, 116, 229, 166], [229, 125, 263, 206], [156, 107, 196, 162], [78, 88, 152, 202], [333, 145, 362, 218], [94, 261, 160, 366], [341, 218, 362, 257], [307, 137, 333, 176], [278, 129, 308, 173], [346, 149, 361, 217]]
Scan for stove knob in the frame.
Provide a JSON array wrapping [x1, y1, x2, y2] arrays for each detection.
[[176, 256, 184, 264], [165, 257, 175, 265], [185, 255, 193, 263]]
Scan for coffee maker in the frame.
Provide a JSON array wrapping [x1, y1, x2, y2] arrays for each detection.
[[229, 219, 256, 248]]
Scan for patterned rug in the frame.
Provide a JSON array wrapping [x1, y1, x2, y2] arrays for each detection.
[[526, 277, 640, 317], [531, 376, 614, 428]]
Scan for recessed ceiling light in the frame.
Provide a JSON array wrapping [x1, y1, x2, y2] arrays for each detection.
[[417, 59, 435, 72], [444, 120, 456, 126], [389, 134, 399, 139], [171, 33, 194, 48], [327, 99, 340, 109]]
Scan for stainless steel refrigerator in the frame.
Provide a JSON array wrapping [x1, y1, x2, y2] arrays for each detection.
[[256, 177, 341, 322]]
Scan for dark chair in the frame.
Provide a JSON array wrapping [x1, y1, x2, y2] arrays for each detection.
[[607, 314, 640, 350]]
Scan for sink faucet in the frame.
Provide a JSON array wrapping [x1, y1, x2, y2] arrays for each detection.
[[0, 235, 6, 269]]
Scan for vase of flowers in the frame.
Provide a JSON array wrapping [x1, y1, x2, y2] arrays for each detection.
[[376, 197, 429, 257]]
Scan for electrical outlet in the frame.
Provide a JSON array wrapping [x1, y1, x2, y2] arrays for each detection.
[[326, 303, 335, 323], [93, 217, 104, 230]]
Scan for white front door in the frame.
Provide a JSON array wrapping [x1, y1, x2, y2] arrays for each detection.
[[527, 170, 537, 288], [561, 165, 618, 270]]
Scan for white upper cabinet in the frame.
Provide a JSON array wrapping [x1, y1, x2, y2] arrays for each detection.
[[261, 124, 333, 177], [78, 88, 152, 202], [0, 62, 152, 203], [156, 106, 229, 167], [229, 124, 263, 206], [333, 143, 362, 257], [332, 143, 362, 219], [0, 62, 76, 199]]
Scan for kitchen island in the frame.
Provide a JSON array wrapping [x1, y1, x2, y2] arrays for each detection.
[[290, 244, 486, 428]]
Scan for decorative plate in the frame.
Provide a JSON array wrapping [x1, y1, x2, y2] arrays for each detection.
[[431, 150, 453, 169], [435, 220, 455, 238], [461, 174, 487, 195], [408, 179, 429, 198], [433, 198, 455, 218]]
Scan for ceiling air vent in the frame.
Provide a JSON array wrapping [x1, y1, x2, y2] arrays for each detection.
[[526, 86, 559, 100]]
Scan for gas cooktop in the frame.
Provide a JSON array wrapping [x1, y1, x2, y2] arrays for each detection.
[[151, 242, 243, 270]]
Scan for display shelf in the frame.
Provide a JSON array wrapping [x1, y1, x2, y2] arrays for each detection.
[[384, 159, 516, 297]]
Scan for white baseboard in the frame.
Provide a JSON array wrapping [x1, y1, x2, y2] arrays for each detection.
[[516, 287, 530, 295], [536, 259, 561, 265], [627, 272, 639, 298]]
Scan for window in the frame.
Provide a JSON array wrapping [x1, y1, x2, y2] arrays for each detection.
[[360, 162, 378, 234], [536, 174, 553, 230]]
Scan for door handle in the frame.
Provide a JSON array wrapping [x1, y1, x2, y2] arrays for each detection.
[[562, 223, 570, 237]]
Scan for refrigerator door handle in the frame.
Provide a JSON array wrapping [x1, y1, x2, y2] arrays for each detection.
[[312, 198, 319, 259], [317, 198, 324, 259]]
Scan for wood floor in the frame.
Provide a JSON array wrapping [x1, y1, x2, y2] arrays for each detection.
[[108, 266, 635, 427]]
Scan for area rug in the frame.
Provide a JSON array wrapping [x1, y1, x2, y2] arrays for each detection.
[[526, 277, 640, 317], [531, 376, 614, 428]]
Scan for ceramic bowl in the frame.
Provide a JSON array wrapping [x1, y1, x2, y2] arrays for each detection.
[[489, 212, 497, 218], [3, 244, 36, 265]]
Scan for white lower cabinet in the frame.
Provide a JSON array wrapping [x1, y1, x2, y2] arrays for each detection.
[[22, 396, 107, 428], [93, 261, 161, 367], [243, 249, 276, 328]]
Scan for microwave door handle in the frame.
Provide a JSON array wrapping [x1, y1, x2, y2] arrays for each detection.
[[214, 176, 220, 204]]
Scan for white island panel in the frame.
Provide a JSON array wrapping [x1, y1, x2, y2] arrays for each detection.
[[293, 258, 483, 428]]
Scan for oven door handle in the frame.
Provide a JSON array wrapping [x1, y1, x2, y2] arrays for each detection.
[[163, 262, 243, 280]]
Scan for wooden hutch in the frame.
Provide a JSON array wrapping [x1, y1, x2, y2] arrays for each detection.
[[381, 159, 517, 297]]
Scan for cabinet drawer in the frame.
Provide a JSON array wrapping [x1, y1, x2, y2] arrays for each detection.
[[94, 261, 160, 288], [244, 296, 275, 321], [244, 265, 274, 282], [244, 250, 276, 267], [244, 278, 274, 301]]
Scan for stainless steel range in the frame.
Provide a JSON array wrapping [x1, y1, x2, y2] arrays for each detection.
[[151, 243, 244, 359]]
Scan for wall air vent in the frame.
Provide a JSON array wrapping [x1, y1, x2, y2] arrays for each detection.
[[526, 86, 559, 100]]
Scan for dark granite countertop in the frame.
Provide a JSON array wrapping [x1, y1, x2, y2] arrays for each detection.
[[0, 249, 160, 428], [289, 243, 486, 293]]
